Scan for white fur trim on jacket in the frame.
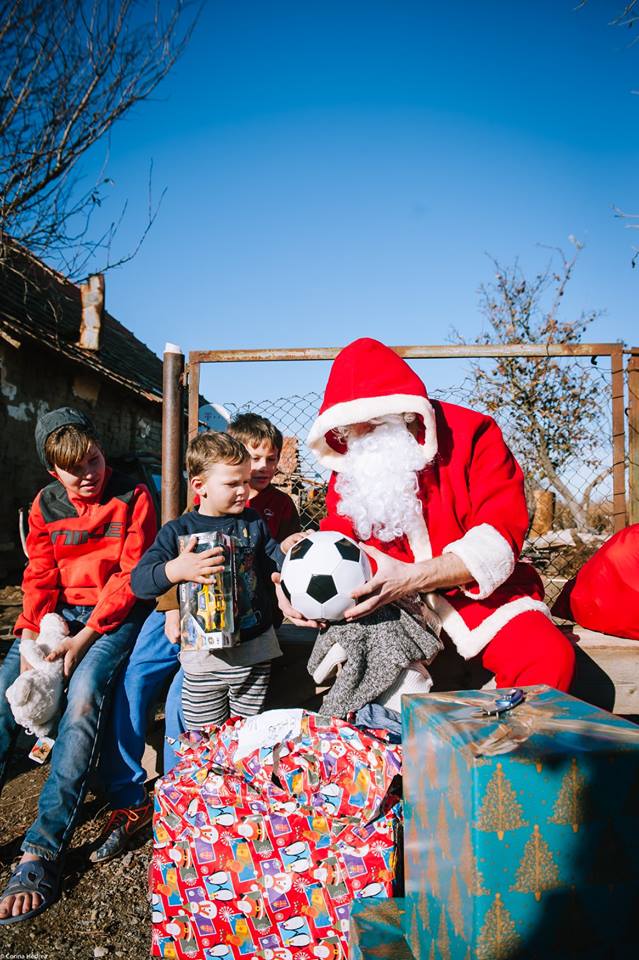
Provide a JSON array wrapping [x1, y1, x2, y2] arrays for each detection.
[[307, 394, 438, 470], [426, 594, 553, 660], [406, 513, 433, 562], [443, 523, 516, 600]]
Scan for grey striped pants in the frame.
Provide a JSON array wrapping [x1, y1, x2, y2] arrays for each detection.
[[182, 661, 271, 730]]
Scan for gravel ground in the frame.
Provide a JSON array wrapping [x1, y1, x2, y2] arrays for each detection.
[[0, 758, 155, 960], [0, 586, 154, 960]]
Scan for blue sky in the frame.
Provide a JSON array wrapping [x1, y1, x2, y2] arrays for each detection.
[[80, 0, 639, 405]]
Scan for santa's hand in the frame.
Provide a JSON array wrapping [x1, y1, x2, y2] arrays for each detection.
[[345, 545, 422, 620], [271, 573, 324, 629]]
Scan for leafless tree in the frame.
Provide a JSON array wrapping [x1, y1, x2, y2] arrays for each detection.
[[0, 0, 200, 279], [453, 246, 611, 531], [577, 1, 639, 32]]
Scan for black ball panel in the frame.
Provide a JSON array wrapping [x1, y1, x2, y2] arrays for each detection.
[[334, 537, 361, 562], [289, 537, 314, 560], [281, 580, 291, 602], [306, 574, 338, 603]]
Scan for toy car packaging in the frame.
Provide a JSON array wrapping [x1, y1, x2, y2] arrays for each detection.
[[150, 711, 402, 959], [178, 531, 238, 651]]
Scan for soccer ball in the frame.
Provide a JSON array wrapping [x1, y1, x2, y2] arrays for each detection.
[[280, 531, 371, 621]]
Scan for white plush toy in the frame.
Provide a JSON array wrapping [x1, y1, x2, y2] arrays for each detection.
[[6, 612, 67, 738]]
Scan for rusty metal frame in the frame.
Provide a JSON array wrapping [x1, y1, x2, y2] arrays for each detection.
[[170, 342, 632, 532], [628, 348, 639, 526]]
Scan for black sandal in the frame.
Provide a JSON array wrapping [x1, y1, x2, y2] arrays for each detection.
[[0, 858, 61, 925]]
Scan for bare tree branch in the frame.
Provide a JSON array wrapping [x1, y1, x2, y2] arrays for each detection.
[[0, 0, 202, 278], [453, 247, 611, 532]]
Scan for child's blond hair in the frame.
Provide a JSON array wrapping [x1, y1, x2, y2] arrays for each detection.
[[186, 431, 249, 480]]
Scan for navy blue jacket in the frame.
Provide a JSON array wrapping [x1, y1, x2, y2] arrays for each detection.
[[131, 508, 285, 642]]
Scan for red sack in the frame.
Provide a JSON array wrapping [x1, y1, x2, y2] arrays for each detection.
[[552, 524, 639, 640]]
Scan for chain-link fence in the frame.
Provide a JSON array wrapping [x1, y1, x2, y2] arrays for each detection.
[[222, 355, 618, 602]]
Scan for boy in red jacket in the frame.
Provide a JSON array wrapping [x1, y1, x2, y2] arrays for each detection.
[[0, 408, 156, 925]]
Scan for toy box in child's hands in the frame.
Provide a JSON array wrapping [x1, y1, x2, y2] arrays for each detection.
[[401, 685, 639, 960], [178, 532, 238, 650], [150, 712, 402, 960]]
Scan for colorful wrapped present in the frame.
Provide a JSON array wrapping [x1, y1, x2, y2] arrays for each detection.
[[150, 712, 402, 959], [401, 685, 639, 960], [349, 899, 415, 960]]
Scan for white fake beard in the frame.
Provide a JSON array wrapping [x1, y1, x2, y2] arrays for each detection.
[[335, 418, 431, 542]]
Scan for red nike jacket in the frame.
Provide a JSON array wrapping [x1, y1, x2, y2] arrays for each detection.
[[15, 468, 157, 636]]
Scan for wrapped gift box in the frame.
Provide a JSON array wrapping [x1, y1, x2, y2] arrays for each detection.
[[401, 685, 639, 960], [150, 712, 402, 959], [349, 899, 415, 960]]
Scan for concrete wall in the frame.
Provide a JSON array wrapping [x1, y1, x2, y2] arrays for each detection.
[[0, 339, 162, 578]]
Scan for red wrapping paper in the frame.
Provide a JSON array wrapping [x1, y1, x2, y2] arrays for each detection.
[[150, 713, 402, 959]]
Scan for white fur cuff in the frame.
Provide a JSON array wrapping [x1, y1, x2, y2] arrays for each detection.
[[443, 523, 515, 600]]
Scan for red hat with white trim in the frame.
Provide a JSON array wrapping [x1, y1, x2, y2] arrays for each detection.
[[307, 338, 437, 470]]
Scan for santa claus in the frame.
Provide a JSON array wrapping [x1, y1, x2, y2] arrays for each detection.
[[279, 337, 575, 692]]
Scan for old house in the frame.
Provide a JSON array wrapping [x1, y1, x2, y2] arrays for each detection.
[[0, 243, 165, 578]]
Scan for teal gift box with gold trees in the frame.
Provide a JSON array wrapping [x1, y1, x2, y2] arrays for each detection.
[[401, 685, 639, 960], [349, 899, 416, 960]]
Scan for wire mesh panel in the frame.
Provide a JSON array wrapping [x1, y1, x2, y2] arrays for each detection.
[[223, 353, 615, 601], [223, 392, 328, 531]]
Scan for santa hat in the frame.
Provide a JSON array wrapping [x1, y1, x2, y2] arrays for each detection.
[[307, 338, 437, 470]]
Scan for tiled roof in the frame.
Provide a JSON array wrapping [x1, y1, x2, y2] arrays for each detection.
[[0, 242, 163, 403]]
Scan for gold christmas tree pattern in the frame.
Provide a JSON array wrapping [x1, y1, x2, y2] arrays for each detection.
[[437, 906, 451, 960], [412, 891, 430, 935], [426, 845, 440, 898], [424, 733, 439, 789], [447, 868, 465, 939], [459, 823, 488, 896], [448, 751, 464, 819], [476, 893, 520, 960], [511, 824, 560, 901], [475, 762, 528, 840], [549, 757, 587, 832], [437, 797, 451, 860]]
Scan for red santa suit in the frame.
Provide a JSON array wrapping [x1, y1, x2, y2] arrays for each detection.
[[307, 338, 575, 691]]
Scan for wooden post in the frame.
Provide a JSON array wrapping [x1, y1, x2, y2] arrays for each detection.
[[611, 345, 626, 532], [628, 349, 639, 525], [161, 343, 184, 523]]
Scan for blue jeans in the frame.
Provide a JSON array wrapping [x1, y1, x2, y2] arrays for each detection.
[[98, 610, 184, 808], [0, 603, 147, 861]]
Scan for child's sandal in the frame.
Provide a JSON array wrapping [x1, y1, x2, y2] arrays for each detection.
[[0, 858, 61, 925]]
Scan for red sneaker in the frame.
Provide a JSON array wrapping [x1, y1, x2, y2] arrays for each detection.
[[89, 797, 153, 864]]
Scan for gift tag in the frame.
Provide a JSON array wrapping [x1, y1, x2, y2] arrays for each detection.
[[29, 736, 55, 764]]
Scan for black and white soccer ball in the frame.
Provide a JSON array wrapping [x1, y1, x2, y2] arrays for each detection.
[[280, 531, 371, 621]]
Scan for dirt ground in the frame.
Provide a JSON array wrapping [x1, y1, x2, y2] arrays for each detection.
[[0, 760, 154, 959]]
